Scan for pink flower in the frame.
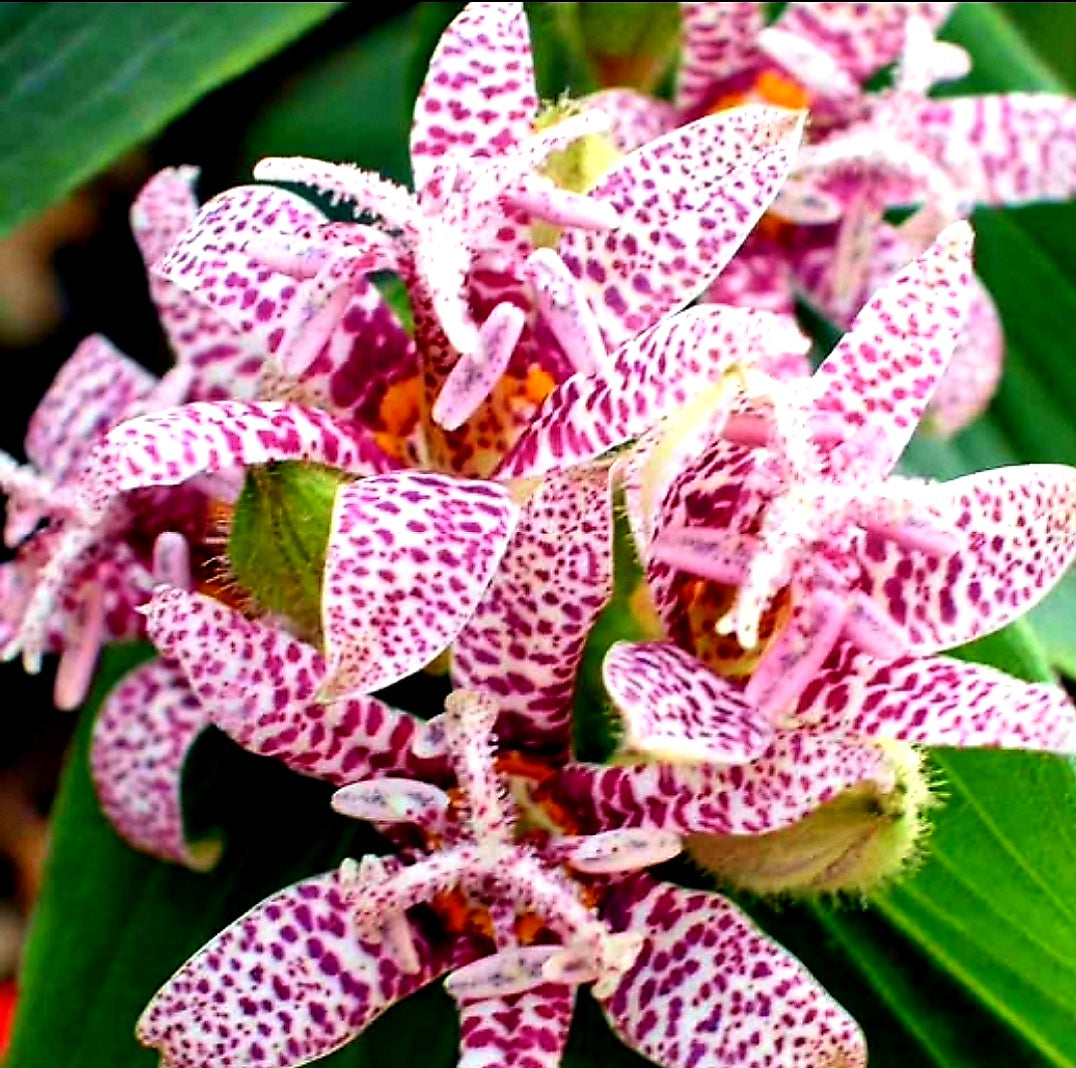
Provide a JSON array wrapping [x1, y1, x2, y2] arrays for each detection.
[[136, 689, 867, 1068], [193, 1, 806, 475], [596, 2, 1076, 432]]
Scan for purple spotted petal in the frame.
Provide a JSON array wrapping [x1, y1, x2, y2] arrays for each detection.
[[130, 166, 200, 268], [25, 334, 156, 485], [322, 472, 519, 699], [599, 876, 866, 1068], [452, 467, 612, 754], [774, 2, 954, 83], [603, 641, 773, 764], [552, 733, 894, 838], [813, 220, 974, 480], [144, 587, 442, 785], [583, 88, 676, 153], [858, 464, 1076, 653], [137, 867, 481, 1068], [926, 274, 1004, 436], [559, 106, 805, 349], [457, 986, 573, 1068], [917, 93, 1076, 207], [151, 183, 336, 399], [77, 401, 393, 520], [675, 3, 764, 115], [496, 304, 808, 480], [409, 2, 537, 193], [89, 657, 214, 869], [799, 649, 1076, 752]]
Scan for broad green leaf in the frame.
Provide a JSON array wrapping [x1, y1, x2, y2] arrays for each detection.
[[0, 3, 344, 239]]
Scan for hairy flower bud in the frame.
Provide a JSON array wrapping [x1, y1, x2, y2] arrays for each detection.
[[687, 742, 933, 896], [227, 461, 348, 640]]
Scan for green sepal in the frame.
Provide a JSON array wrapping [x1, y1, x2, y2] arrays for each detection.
[[227, 461, 348, 640]]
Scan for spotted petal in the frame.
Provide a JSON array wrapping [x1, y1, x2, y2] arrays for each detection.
[[137, 868, 480, 1068], [676, 3, 764, 115], [25, 334, 156, 487], [77, 400, 393, 520], [813, 220, 974, 480], [857, 464, 1076, 653], [89, 657, 215, 869], [321, 471, 519, 699], [130, 166, 200, 267], [144, 587, 441, 785], [552, 732, 894, 838], [496, 304, 808, 480], [409, 1, 538, 194], [603, 641, 773, 764], [457, 986, 573, 1068], [799, 649, 1076, 752], [559, 105, 805, 350], [452, 467, 612, 754], [598, 876, 867, 1068], [917, 93, 1076, 207], [774, 2, 955, 84], [926, 274, 1004, 436]]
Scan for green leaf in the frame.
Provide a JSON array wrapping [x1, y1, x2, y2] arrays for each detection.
[[240, 13, 415, 187], [0, 2, 344, 239]]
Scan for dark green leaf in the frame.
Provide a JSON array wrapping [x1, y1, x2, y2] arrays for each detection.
[[0, 3, 344, 238]]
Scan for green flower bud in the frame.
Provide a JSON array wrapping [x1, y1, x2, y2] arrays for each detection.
[[227, 461, 348, 641], [687, 742, 935, 898]]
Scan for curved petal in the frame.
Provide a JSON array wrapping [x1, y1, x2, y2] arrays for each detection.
[[813, 221, 974, 480], [409, 1, 538, 193], [151, 183, 334, 398], [452, 467, 613, 754], [457, 986, 574, 1068], [550, 733, 894, 838], [77, 401, 394, 520], [799, 649, 1076, 752], [144, 588, 441, 786], [25, 334, 157, 483], [138, 868, 480, 1068], [496, 304, 807, 480], [775, 2, 954, 84], [925, 274, 1004, 437], [603, 641, 773, 763], [917, 93, 1076, 207], [857, 464, 1076, 653], [321, 472, 519, 699], [130, 166, 200, 268], [89, 657, 214, 869], [559, 105, 805, 349], [599, 875, 866, 1068], [675, 3, 764, 115]]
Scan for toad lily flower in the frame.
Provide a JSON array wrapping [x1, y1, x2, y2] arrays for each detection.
[[137, 689, 867, 1068], [627, 223, 1076, 722], [105, 456, 614, 868], [0, 332, 214, 710], [596, 2, 1076, 432], [201, 1, 806, 475], [68, 398, 525, 865]]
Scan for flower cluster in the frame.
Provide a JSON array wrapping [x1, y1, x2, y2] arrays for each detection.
[[3, 4, 1076, 1067], [592, 2, 1076, 433]]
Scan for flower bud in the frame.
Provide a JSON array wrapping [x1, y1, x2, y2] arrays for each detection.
[[687, 742, 934, 896], [227, 461, 347, 640]]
